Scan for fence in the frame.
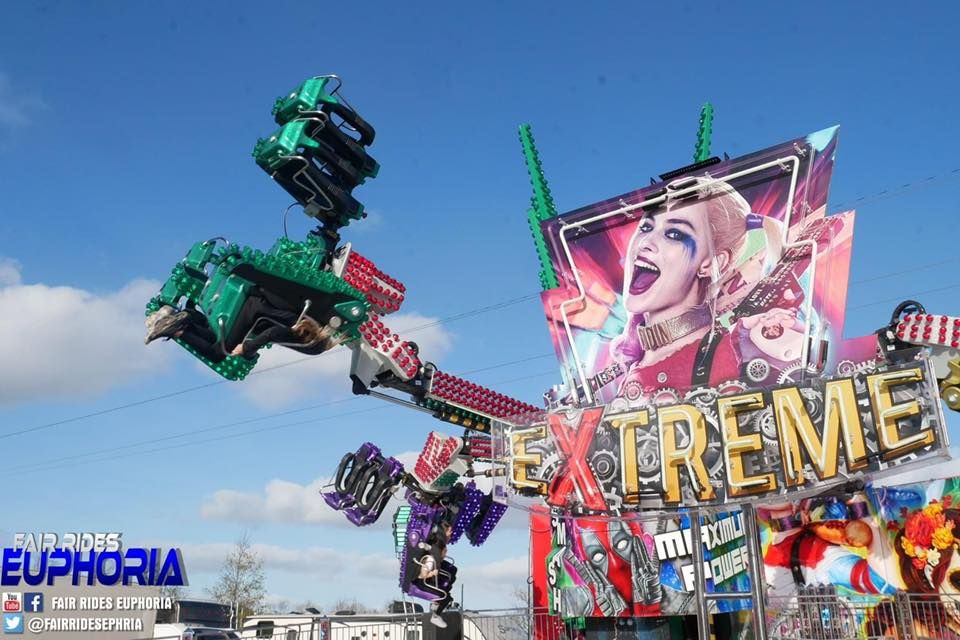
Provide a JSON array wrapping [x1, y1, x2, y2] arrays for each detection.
[[135, 596, 960, 640], [766, 591, 960, 640]]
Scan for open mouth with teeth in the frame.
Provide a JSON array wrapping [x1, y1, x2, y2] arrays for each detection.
[[629, 258, 661, 295]]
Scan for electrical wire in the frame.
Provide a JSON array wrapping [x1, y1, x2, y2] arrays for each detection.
[[0, 292, 545, 440], [4, 369, 559, 478], [7, 257, 956, 442], [8, 359, 557, 475], [849, 258, 959, 285], [7, 166, 960, 443], [24, 263, 955, 473], [848, 283, 960, 311], [829, 167, 960, 212]]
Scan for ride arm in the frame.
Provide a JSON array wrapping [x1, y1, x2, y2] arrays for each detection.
[[878, 301, 960, 411], [340, 248, 541, 432]]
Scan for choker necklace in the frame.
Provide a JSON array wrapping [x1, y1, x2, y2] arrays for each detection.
[[635, 304, 712, 351]]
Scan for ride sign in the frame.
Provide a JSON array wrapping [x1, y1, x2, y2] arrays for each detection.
[[501, 358, 948, 510]]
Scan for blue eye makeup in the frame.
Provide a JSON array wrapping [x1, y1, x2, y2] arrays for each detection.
[[666, 228, 698, 255]]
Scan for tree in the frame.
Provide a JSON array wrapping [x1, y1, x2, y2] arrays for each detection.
[[158, 585, 187, 605], [207, 533, 266, 627], [270, 599, 292, 615], [506, 581, 532, 639], [294, 600, 323, 613]]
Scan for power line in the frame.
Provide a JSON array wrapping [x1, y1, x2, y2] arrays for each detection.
[[1, 292, 545, 440], [849, 258, 959, 285], [3, 354, 557, 470], [848, 283, 960, 311], [1, 354, 557, 473], [8, 406, 388, 478], [0, 397, 358, 474], [829, 167, 960, 212], [7, 229, 958, 441], [5, 369, 559, 478], [8, 272, 959, 470]]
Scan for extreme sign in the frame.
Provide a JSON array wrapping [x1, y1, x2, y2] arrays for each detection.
[[501, 360, 948, 510]]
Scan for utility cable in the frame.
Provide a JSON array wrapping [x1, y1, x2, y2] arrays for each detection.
[[5, 369, 559, 477]]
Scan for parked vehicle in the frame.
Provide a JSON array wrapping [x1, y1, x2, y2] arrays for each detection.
[[153, 599, 236, 639], [239, 609, 486, 640]]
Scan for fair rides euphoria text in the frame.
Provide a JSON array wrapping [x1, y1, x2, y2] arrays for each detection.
[[504, 360, 948, 510], [1, 533, 186, 587]]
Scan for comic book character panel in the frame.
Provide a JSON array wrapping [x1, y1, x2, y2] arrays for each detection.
[[534, 511, 753, 619], [759, 478, 960, 640], [873, 477, 960, 639], [542, 516, 663, 619], [758, 495, 897, 599], [539, 128, 862, 404]]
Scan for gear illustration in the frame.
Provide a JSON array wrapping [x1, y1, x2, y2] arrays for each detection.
[[759, 439, 782, 471], [747, 358, 771, 382], [683, 386, 719, 409], [800, 387, 823, 420], [777, 361, 820, 385], [623, 381, 644, 401], [590, 450, 619, 483], [635, 431, 661, 480], [651, 387, 681, 406], [717, 380, 748, 396], [537, 452, 564, 484], [753, 406, 778, 440], [836, 359, 857, 376], [595, 428, 617, 451]]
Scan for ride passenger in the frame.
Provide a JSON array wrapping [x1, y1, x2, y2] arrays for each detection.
[[413, 522, 458, 628], [144, 288, 343, 361]]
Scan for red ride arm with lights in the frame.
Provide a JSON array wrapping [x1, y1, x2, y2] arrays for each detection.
[[341, 248, 541, 432]]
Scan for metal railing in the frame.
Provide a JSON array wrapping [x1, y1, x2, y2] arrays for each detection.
[[134, 596, 960, 640], [767, 591, 960, 640], [463, 608, 571, 640]]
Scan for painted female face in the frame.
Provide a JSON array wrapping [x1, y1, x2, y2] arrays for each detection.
[[623, 200, 714, 317]]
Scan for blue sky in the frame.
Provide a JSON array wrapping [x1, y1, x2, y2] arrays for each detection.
[[1, 1, 959, 613]]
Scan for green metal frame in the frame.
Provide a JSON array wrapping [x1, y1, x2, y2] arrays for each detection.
[[272, 77, 340, 125], [147, 236, 370, 381], [252, 119, 321, 172]]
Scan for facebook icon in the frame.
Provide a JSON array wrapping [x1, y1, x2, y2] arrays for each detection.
[[23, 593, 42, 613]]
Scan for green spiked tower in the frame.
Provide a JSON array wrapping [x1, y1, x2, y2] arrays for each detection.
[[694, 102, 714, 163], [519, 124, 561, 291]]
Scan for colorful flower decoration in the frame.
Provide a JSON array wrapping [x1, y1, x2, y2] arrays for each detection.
[[900, 499, 956, 580]]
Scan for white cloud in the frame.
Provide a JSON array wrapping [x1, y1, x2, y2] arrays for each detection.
[[200, 452, 532, 535], [0, 73, 46, 134], [178, 541, 397, 579], [235, 312, 453, 408], [0, 258, 21, 286], [0, 260, 170, 405], [200, 461, 417, 529], [200, 476, 379, 529]]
